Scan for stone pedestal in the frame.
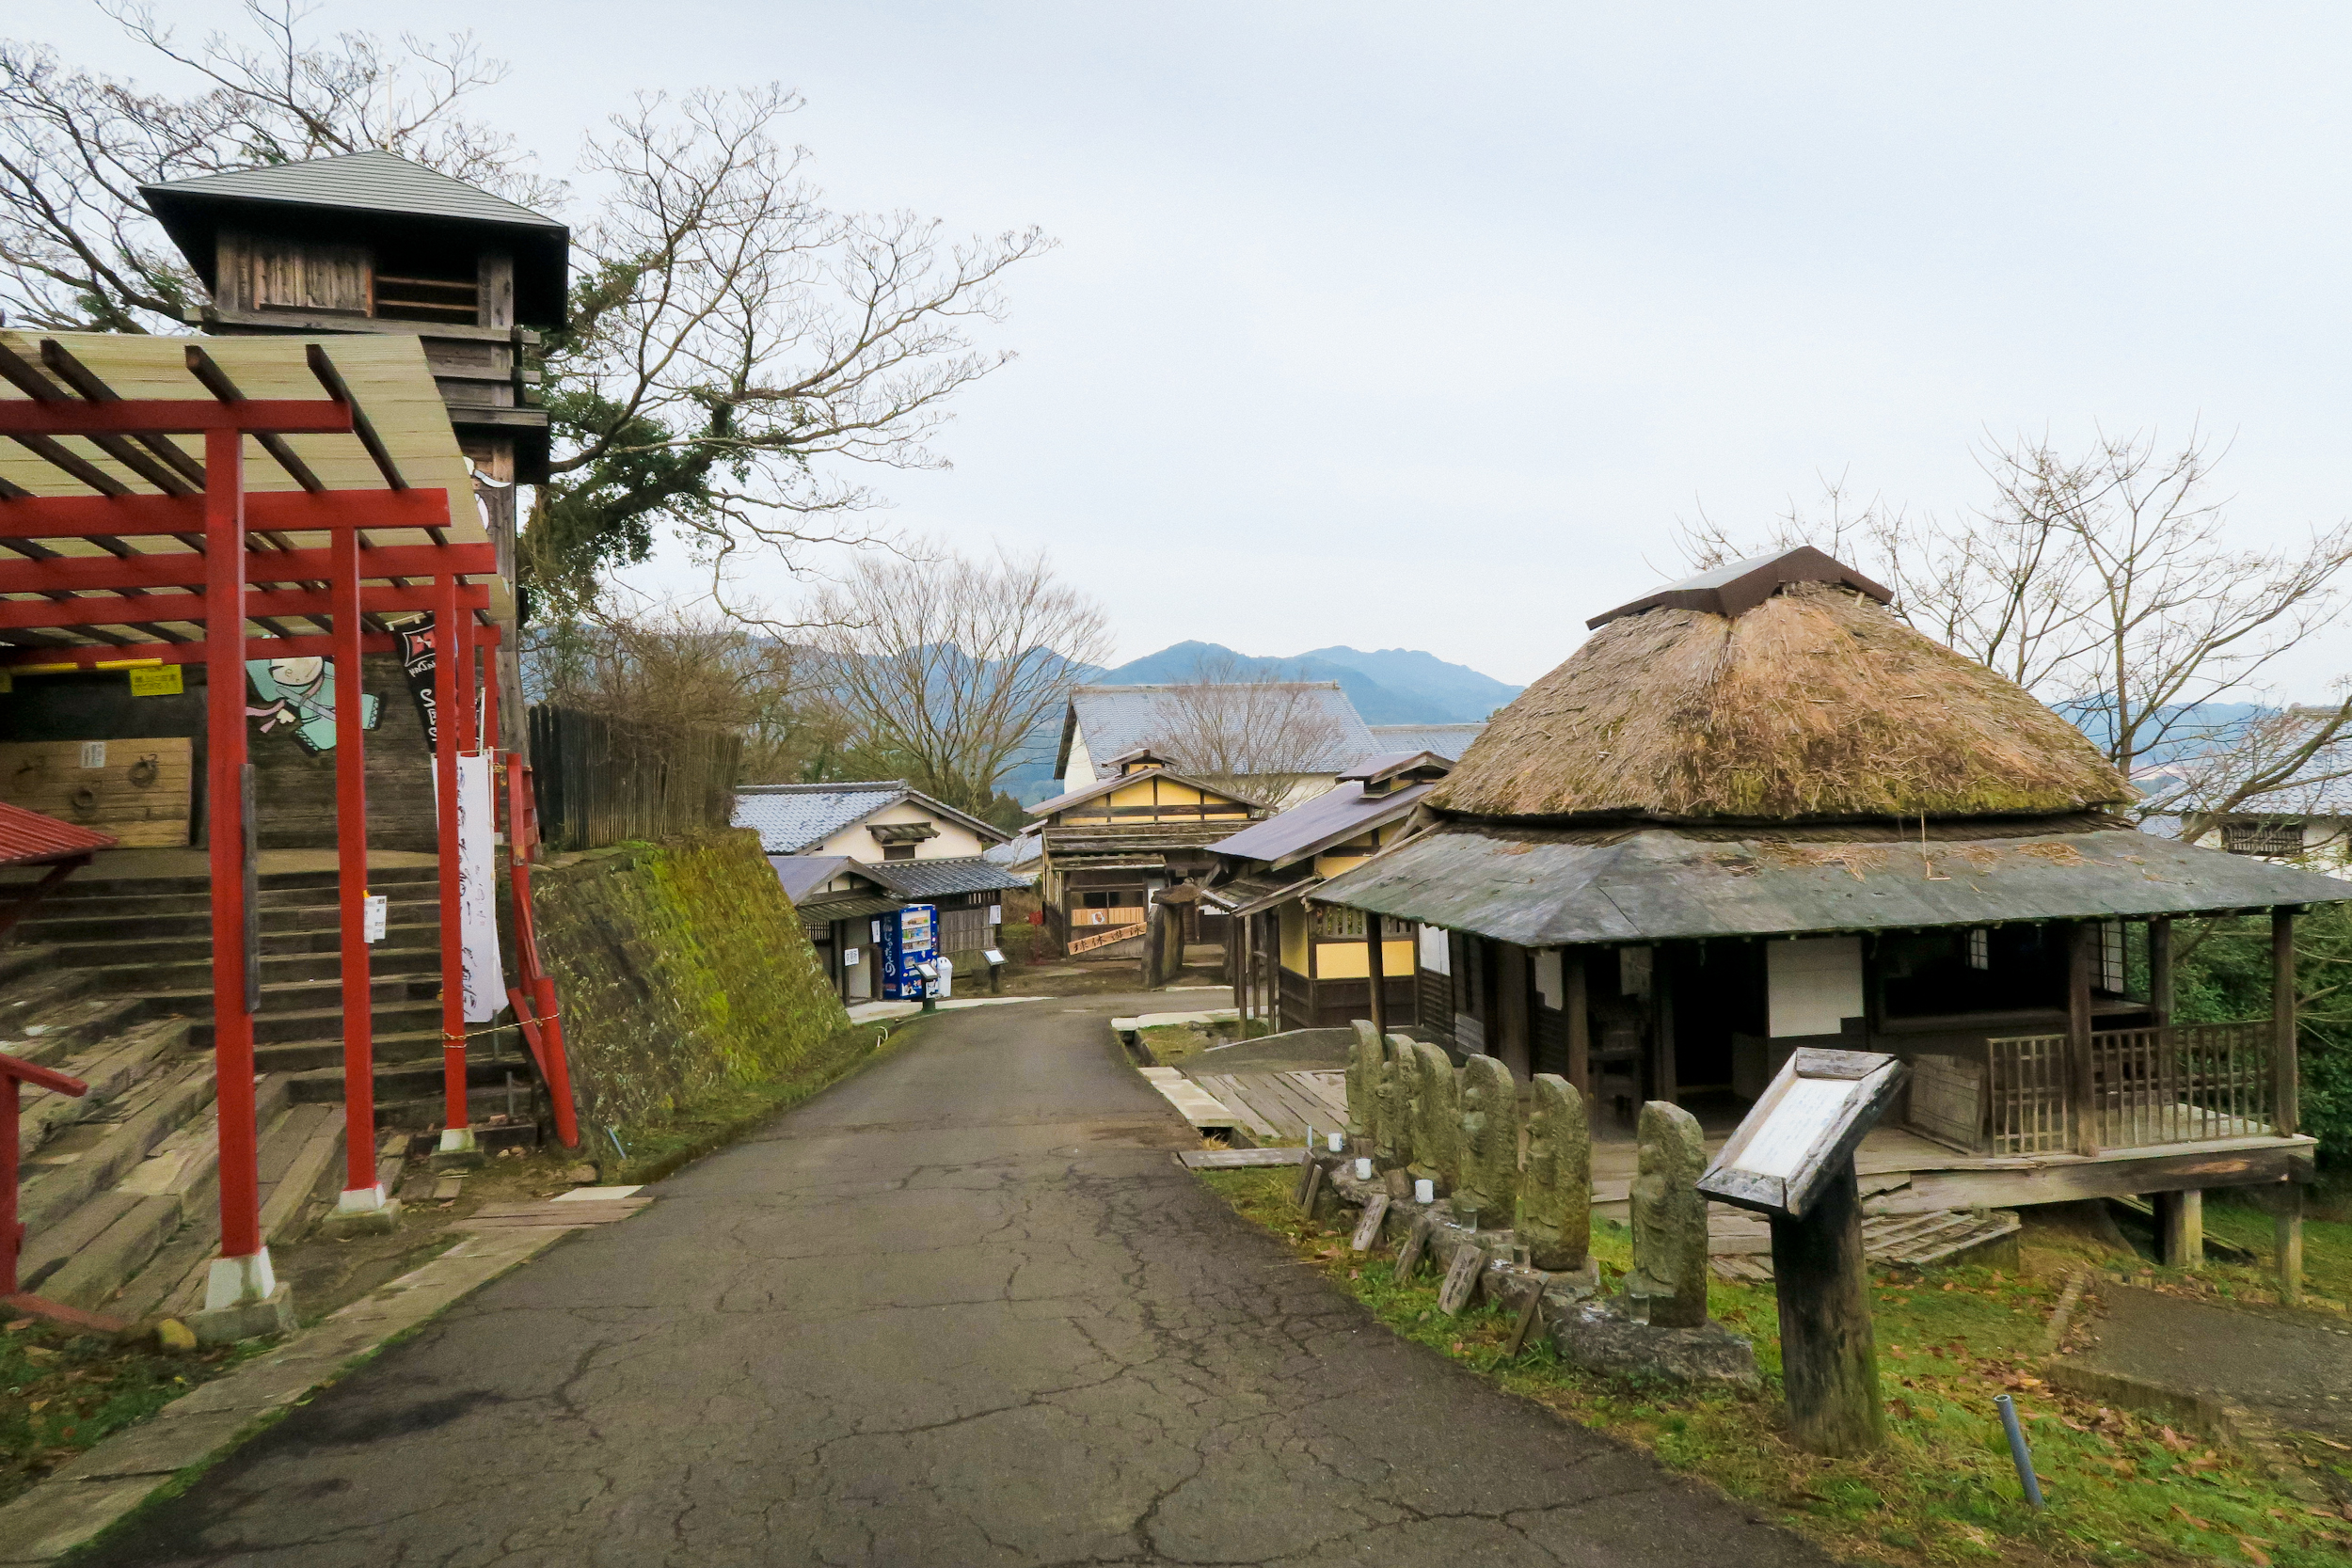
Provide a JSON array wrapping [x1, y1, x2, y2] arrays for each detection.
[[319, 1199, 405, 1239], [1551, 1299, 1758, 1386], [188, 1283, 296, 1347]]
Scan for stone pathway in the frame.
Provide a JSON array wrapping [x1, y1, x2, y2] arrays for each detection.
[[62, 992, 1830, 1567]]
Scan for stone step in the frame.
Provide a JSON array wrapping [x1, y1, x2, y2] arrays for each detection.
[[18, 895, 442, 946], [191, 996, 444, 1051], [0, 942, 59, 989], [24, 878, 446, 922], [76, 943, 443, 993], [20, 1073, 294, 1307], [18, 1051, 214, 1237], [290, 1053, 530, 1129], [147, 971, 440, 1022], [0, 990, 158, 1071], [45, 920, 439, 968], [258, 1026, 448, 1075], [11, 863, 443, 902], [0, 961, 99, 1042]]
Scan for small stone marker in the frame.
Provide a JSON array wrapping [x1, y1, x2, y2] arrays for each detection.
[[1394, 1213, 1434, 1280], [1346, 1020, 1380, 1151], [1296, 1159, 1324, 1215], [1504, 1278, 1548, 1358], [1293, 1143, 1319, 1205], [1438, 1243, 1484, 1316], [1518, 1074, 1591, 1273], [1351, 1194, 1391, 1253], [1406, 1038, 1459, 1192], [1625, 1101, 1708, 1328], [1454, 1054, 1519, 1227], [431, 1174, 464, 1203]]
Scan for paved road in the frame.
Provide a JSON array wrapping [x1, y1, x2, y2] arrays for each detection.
[[85, 994, 1826, 1567], [2072, 1285, 2352, 1442]]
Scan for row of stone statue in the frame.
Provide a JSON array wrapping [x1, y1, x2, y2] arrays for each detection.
[[1343, 1021, 1590, 1273], [1343, 1021, 1713, 1330]]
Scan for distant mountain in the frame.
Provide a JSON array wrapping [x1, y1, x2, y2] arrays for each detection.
[[1294, 645, 1523, 722], [1089, 641, 1519, 726]]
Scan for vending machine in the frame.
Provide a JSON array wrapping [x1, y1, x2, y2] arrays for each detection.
[[876, 904, 938, 1001]]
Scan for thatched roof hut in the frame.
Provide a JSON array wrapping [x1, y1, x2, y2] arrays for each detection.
[[1436, 556, 2130, 826]]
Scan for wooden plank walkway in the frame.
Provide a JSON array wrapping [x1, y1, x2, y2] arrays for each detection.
[[1176, 1147, 1304, 1170], [1187, 1070, 1346, 1148], [1138, 1067, 1247, 1133]]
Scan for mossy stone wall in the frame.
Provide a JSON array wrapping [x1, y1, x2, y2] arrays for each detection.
[[532, 828, 849, 1131]]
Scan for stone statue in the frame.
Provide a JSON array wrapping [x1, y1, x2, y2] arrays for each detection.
[[1625, 1100, 1709, 1328], [1453, 1053, 1519, 1228], [1346, 1020, 1380, 1152], [1375, 1034, 1412, 1170], [1518, 1074, 1591, 1272], [1406, 1038, 1459, 1193]]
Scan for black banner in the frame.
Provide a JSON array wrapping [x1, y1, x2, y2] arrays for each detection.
[[398, 617, 440, 753]]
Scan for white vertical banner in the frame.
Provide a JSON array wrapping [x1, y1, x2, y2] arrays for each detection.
[[455, 752, 504, 1022]]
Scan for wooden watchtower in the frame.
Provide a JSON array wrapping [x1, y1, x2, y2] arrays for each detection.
[[140, 150, 567, 739]]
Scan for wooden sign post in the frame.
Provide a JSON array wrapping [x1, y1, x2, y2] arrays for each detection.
[[1698, 1048, 1909, 1457]]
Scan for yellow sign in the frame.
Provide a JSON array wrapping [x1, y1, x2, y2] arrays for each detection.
[[129, 665, 184, 697], [0, 672, 11, 694]]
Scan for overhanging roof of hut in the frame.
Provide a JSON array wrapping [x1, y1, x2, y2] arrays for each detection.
[[1313, 817, 2352, 947], [1433, 574, 2133, 825]]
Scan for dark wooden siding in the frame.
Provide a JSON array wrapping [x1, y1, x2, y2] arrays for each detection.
[[1534, 1004, 1571, 1079], [1418, 967, 1454, 1037]]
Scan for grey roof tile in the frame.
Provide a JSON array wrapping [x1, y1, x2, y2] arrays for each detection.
[[1364, 723, 1486, 761], [1061, 683, 1375, 779], [860, 856, 1031, 898], [142, 150, 562, 230]]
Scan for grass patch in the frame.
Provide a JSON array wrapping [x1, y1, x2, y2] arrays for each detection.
[[0, 1316, 261, 1508], [1201, 1167, 2352, 1567], [597, 1013, 930, 1183], [1136, 1022, 1214, 1064]]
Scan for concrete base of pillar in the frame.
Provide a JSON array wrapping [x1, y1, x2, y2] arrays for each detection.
[[431, 1127, 485, 1172], [189, 1283, 295, 1347], [320, 1191, 404, 1238]]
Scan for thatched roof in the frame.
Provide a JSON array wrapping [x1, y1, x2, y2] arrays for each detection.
[[1433, 575, 2133, 824]]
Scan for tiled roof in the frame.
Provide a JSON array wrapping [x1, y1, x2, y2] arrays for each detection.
[[1365, 723, 1486, 762], [732, 781, 1009, 855], [983, 829, 1042, 871], [860, 856, 1030, 898], [1057, 683, 1375, 780], [766, 854, 854, 904], [734, 784, 907, 854], [142, 150, 563, 231], [1205, 779, 1434, 869]]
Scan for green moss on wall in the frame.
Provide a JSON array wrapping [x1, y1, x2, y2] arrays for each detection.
[[531, 828, 849, 1131]]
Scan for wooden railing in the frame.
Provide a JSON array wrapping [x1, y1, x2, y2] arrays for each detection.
[[1986, 1022, 2274, 1155]]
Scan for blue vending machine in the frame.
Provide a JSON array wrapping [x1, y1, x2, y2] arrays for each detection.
[[876, 904, 938, 1001]]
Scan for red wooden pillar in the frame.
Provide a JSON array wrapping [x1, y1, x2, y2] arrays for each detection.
[[330, 524, 383, 1209], [434, 578, 473, 1152], [203, 426, 270, 1307]]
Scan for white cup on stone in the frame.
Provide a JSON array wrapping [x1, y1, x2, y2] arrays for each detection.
[[1355, 1158, 1373, 1180], [1414, 1179, 1435, 1204], [1327, 1132, 1343, 1153]]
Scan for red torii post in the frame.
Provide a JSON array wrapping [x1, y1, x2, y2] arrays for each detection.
[[0, 379, 518, 1326]]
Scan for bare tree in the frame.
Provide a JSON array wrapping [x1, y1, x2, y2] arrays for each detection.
[[1683, 431, 2352, 822], [529, 600, 840, 782], [527, 87, 1050, 612], [1, 1, 556, 332], [2, 6, 1050, 610], [803, 547, 1110, 817], [1147, 655, 1355, 804]]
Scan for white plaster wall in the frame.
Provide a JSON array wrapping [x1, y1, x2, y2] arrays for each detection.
[[1062, 726, 1096, 792], [813, 799, 993, 862]]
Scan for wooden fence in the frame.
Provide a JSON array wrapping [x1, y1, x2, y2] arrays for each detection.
[[1986, 1022, 2274, 1155], [527, 705, 742, 852]]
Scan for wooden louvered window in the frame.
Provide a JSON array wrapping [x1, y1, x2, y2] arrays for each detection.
[[374, 270, 479, 325]]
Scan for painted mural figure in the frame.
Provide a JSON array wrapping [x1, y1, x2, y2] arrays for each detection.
[[246, 657, 381, 755]]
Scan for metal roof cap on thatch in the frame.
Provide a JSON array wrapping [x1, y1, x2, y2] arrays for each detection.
[[1312, 819, 2352, 948], [1435, 578, 2133, 825], [1586, 546, 1891, 629]]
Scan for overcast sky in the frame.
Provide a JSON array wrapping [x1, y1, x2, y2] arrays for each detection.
[[21, 2, 2352, 690]]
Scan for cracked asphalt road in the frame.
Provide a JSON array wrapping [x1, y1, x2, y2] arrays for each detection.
[[82, 993, 1831, 1566]]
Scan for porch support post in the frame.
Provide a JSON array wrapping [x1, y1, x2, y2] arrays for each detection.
[[2067, 922, 2098, 1156], [1653, 945, 1677, 1104], [2148, 917, 2173, 1027], [2272, 909, 2298, 1137], [328, 520, 388, 1221], [1768, 1162, 1885, 1456], [1565, 948, 1591, 1111], [434, 578, 473, 1155], [2275, 1183, 2304, 1303], [1365, 913, 1388, 1037], [2154, 1189, 2203, 1270], [199, 424, 276, 1323]]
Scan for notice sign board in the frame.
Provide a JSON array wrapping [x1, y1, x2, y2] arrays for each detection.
[[1697, 1049, 1908, 1220]]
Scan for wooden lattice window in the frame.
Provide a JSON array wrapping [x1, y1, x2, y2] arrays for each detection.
[[2222, 821, 2303, 857], [1315, 906, 1366, 939]]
